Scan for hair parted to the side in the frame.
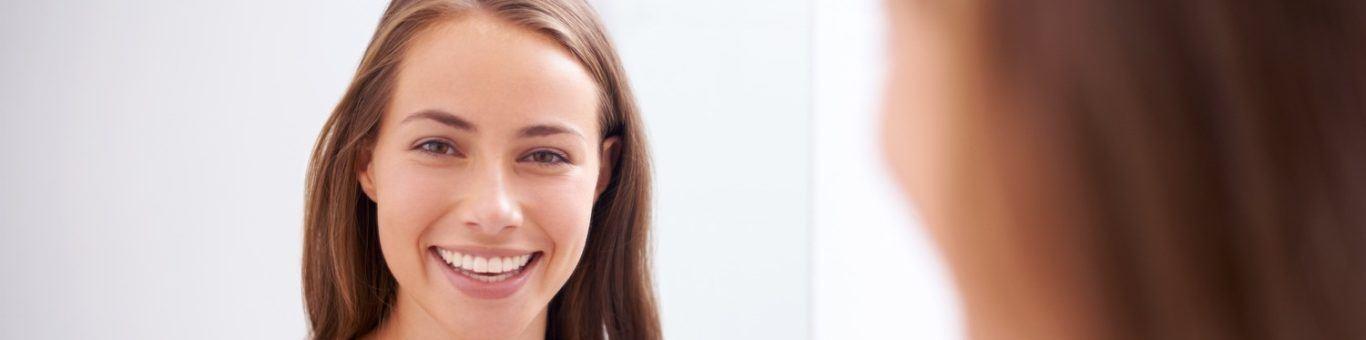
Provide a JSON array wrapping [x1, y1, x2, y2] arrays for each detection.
[[302, 1, 659, 339]]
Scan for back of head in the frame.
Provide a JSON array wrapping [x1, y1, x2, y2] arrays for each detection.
[[944, 1, 1366, 339]]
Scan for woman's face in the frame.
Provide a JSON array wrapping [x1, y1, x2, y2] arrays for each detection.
[[357, 13, 612, 339]]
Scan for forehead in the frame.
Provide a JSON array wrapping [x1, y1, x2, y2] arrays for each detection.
[[390, 12, 600, 134]]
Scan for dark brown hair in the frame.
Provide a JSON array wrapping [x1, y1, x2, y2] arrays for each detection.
[[934, 1, 1365, 339], [302, 1, 659, 339]]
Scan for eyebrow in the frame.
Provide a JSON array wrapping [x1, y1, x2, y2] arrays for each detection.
[[401, 108, 585, 140], [401, 109, 475, 131], [519, 124, 585, 140]]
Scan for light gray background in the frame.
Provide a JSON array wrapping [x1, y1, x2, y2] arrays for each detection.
[[594, 1, 810, 339], [0, 1, 382, 338]]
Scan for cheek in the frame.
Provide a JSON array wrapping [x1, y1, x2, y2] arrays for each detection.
[[882, 46, 948, 211], [372, 156, 454, 280], [881, 18, 962, 235], [521, 172, 598, 283]]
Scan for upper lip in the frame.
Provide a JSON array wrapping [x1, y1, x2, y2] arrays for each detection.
[[431, 245, 540, 258]]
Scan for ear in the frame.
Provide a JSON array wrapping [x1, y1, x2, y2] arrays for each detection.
[[356, 142, 379, 203], [595, 136, 621, 199]]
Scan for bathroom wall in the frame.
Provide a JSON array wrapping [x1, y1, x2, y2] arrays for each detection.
[[595, 1, 812, 339]]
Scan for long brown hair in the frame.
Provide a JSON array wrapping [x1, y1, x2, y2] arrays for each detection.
[[302, 1, 659, 339], [929, 1, 1365, 339]]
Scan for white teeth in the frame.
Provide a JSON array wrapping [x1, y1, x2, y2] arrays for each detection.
[[438, 249, 458, 265], [473, 257, 488, 273], [489, 257, 503, 273], [438, 249, 534, 276], [472, 272, 514, 282]]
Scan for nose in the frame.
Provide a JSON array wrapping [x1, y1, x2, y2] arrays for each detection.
[[457, 164, 524, 235]]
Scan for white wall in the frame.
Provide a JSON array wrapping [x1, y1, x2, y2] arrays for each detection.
[[594, 1, 812, 339], [812, 0, 962, 339], [0, 0, 387, 338]]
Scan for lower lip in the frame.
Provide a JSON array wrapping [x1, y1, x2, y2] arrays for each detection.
[[431, 248, 540, 300]]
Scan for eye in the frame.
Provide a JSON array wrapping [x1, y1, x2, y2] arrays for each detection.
[[414, 139, 460, 157], [520, 149, 570, 166]]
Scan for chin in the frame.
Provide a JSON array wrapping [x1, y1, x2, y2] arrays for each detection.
[[431, 301, 543, 339]]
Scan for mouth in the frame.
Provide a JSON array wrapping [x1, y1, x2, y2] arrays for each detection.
[[430, 246, 542, 299], [436, 248, 539, 283]]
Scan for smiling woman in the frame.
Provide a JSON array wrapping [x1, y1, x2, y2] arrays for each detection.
[[302, 1, 658, 339]]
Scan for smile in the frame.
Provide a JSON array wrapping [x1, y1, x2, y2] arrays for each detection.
[[430, 245, 544, 299], [437, 248, 537, 283]]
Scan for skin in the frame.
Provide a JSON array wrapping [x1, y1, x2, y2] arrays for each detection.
[[880, 2, 1104, 340], [357, 12, 616, 340]]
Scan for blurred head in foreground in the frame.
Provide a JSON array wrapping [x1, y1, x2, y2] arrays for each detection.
[[881, 1, 1366, 339]]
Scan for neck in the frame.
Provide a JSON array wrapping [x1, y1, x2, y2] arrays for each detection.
[[364, 288, 548, 340]]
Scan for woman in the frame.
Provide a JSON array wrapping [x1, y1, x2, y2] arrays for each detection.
[[883, 1, 1365, 340], [302, 0, 659, 339]]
